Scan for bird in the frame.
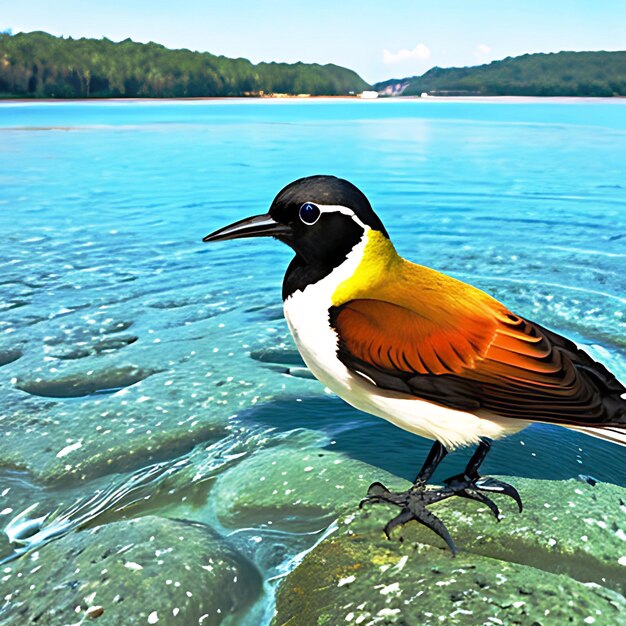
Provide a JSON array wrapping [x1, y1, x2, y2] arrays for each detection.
[[203, 175, 626, 554]]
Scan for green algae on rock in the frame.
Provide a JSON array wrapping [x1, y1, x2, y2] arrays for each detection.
[[274, 536, 625, 626], [0, 516, 262, 625], [274, 477, 626, 625]]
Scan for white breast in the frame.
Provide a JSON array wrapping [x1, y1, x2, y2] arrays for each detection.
[[282, 241, 527, 450]]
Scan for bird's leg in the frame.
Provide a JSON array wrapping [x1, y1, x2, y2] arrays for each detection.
[[413, 439, 448, 486], [361, 441, 447, 505], [359, 439, 523, 555], [441, 438, 523, 517]]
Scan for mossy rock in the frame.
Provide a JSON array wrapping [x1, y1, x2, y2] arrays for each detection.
[[274, 476, 626, 625], [274, 535, 625, 626], [0, 515, 262, 625]]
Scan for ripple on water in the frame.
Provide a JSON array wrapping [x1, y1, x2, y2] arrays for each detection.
[[1, 100, 626, 625]]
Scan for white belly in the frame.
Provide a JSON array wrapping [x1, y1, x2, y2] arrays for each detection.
[[283, 275, 527, 450]]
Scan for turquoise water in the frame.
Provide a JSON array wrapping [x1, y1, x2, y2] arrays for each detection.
[[0, 98, 625, 622]]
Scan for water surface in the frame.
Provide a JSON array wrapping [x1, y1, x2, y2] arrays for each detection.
[[1, 98, 625, 623]]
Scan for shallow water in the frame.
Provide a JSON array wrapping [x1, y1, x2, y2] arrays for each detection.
[[0, 98, 625, 623]]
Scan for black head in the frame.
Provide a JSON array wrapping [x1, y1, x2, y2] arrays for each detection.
[[203, 175, 389, 298], [268, 175, 388, 238]]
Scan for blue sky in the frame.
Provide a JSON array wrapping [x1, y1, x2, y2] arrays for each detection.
[[3, 1, 625, 83]]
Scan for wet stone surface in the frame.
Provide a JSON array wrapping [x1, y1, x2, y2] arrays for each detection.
[[274, 537, 626, 626], [0, 516, 263, 626], [212, 445, 407, 532], [273, 477, 626, 625]]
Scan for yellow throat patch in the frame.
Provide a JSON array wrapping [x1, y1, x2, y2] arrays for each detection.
[[331, 230, 399, 306]]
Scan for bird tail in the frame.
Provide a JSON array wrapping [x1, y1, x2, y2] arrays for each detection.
[[569, 425, 626, 447]]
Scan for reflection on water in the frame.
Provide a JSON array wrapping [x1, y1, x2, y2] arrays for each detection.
[[0, 99, 625, 623]]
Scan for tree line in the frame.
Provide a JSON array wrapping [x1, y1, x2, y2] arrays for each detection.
[[375, 51, 626, 97], [0, 31, 369, 98]]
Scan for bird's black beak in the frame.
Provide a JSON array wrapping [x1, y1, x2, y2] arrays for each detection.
[[203, 213, 290, 243]]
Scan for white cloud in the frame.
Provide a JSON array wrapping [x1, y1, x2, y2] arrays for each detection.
[[383, 43, 431, 65], [474, 43, 491, 58]]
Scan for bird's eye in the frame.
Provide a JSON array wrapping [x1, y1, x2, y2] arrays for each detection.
[[299, 202, 321, 225]]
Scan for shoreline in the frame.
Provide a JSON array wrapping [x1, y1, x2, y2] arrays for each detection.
[[1, 95, 626, 105]]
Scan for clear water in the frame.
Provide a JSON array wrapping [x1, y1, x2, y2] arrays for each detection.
[[0, 98, 625, 622]]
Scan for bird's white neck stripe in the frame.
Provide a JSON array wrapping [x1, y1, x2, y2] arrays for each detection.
[[314, 204, 368, 231]]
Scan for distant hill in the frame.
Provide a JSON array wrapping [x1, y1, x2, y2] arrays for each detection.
[[374, 51, 626, 97], [0, 31, 370, 98]]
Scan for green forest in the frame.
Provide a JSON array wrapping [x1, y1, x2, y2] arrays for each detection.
[[0, 31, 369, 98], [375, 51, 626, 97], [3, 32, 625, 99]]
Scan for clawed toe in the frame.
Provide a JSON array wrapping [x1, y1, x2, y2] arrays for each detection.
[[360, 472, 523, 555], [444, 473, 523, 515], [475, 477, 523, 512], [359, 482, 391, 508], [454, 488, 501, 519], [383, 509, 414, 540], [360, 481, 415, 508], [367, 481, 391, 497]]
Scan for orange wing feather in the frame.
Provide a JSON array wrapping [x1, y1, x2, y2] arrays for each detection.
[[331, 298, 624, 425], [332, 300, 559, 379], [332, 299, 494, 375]]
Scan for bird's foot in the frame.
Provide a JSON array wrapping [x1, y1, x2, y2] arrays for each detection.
[[442, 472, 523, 519], [359, 480, 459, 555], [359, 474, 523, 556]]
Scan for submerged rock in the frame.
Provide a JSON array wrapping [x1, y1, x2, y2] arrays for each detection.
[[274, 477, 626, 625], [213, 446, 409, 532], [0, 347, 22, 368], [249, 347, 305, 367], [15, 364, 159, 398], [0, 304, 317, 485], [0, 515, 262, 625]]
